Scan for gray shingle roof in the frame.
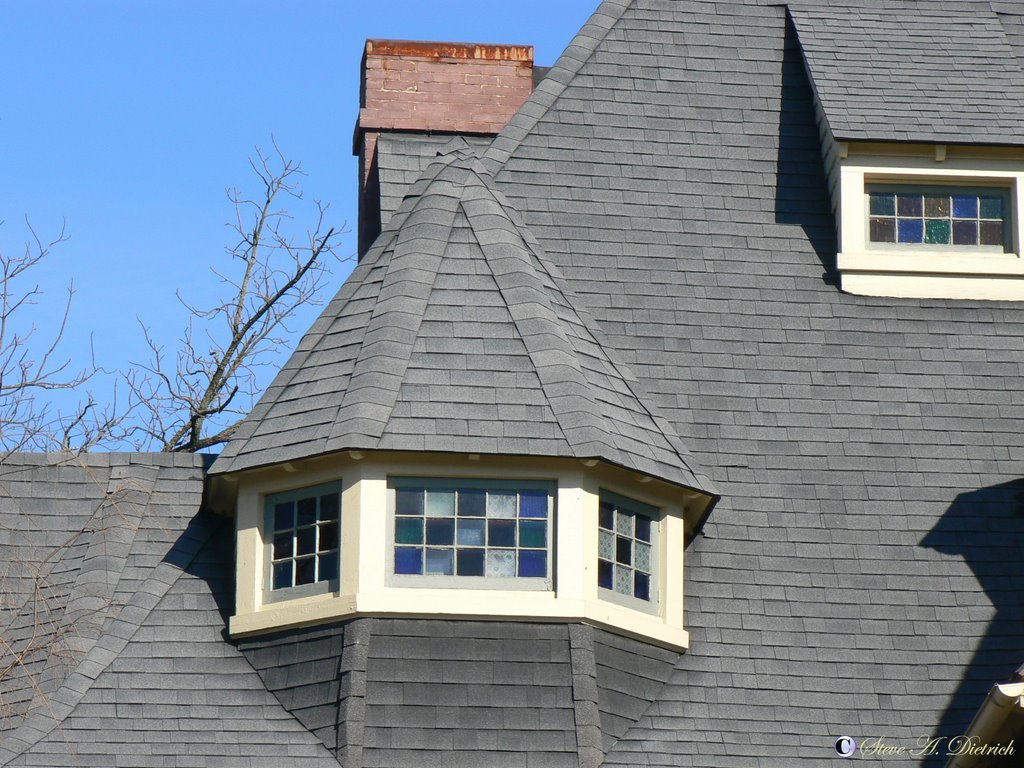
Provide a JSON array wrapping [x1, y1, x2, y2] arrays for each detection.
[[212, 143, 717, 498], [789, 0, 1024, 144]]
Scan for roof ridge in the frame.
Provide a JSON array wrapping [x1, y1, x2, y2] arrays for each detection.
[[482, 0, 634, 175], [323, 164, 466, 451]]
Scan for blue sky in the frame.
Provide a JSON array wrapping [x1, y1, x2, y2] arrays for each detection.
[[0, 0, 597, 446]]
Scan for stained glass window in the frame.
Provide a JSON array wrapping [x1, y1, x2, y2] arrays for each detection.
[[598, 492, 657, 603], [268, 484, 341, 591], [391, 480, 552, 579], [868, 188, 1008, 248]]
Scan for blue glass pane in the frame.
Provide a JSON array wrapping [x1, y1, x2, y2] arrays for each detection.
[[297, 497, 317, 527], [597, 560, 613, 590], [395, 518, 423, 545], [426, 519, 455, 546], [296, 527, 316, 556], [599, 501, 615, 530], [396, 488, 424, 516], [318, 522, 338, 552], [457, 519, 485, 546], [318, 552, 338, 581], [635, 515, 652, 543], [953, 195, 978, 218], [274, 502, 294, 531], [519, 490, 548, 518], [897, 219, 923, 243], [616, 536, 632, 565], [518, 550, 546, 577], [634, 572, 650, 601], [488, 520, 516, 547], [273, 562, 292, 590], [897, 194, 922, 217], [273, 533, 292, 560], [458, 489, 486, 517], [953, 220, 978, 245], [395, 547, 422, 575], [425, 548, 454, 575], [869, 193, 895, 216], [295, 557, 316, 586], [457, 549, 485, 576], [519, 520, 546, 549], [319, 493, 339, 522]]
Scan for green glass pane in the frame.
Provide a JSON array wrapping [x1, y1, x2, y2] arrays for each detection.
[[518, 520, 546, 549], [395, 517, 423, 545], [425, 490, 455, 518], [924, 219, 951, 245], [980, 196, 1004, 219], [869, 193, 895, 216]]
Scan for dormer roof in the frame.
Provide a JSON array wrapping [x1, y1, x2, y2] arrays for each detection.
[[211, 142, 717, 498]]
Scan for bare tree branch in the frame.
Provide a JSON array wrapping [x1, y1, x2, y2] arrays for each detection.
[[128, 142, 347, 452]]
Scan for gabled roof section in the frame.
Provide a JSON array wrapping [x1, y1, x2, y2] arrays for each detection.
[[789, 0, 1024, 145], [212, 143, 716, 497]]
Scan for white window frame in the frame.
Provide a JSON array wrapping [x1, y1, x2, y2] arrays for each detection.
[[835, 146, 1024, 300], [596, 489, 661, 616]]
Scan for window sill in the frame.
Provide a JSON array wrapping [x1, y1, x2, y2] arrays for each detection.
[[838, 251, 1024, 300], [230, 588, 689, 650]]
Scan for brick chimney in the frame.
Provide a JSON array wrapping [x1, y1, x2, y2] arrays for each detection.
[[354, 39, 535, 256]]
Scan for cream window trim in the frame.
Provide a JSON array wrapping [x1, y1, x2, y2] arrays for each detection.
[[228, 452, 694, 651], [835, 147, 1024, 300]]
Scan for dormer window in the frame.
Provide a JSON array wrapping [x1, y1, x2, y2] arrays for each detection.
[[598, 491, 658, 607], [867, 186, 1010, 251], [389, 478, 553, 583]]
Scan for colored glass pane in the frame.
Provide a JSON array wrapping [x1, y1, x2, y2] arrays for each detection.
[[518, 520, 546, 549], [274, 502, 294, 531], [953, 220, 978, 245], [953, 195, 977, 218], [924, 195, 949, 217], [395, 547, 422, 575], [426, 519, 455, 546], [457, 519, 486, 547], [457, 549, 485, 576], [598, 560, 613, 590], [519, 490, 548, 518], [395, 488, 423, 516], [426, 490, 455, 517], [318, 522, 338, 551], [518, 550, 546, 577], [635, 516, 651, 543], [869, 193, 895, 216], [458, 489, 485, 517], [898, 219, 923, 243], [980, 196, 1004, 219], [425, 548, 453, 575], [634, 572, 650, 601], [395, 518, 423, 545], [870, 218, 895, 243], [924, 219, 951, 245], [897, 194, 922, 217], [616, 536, 632, 565], [599, 501, 615, 530], [980, 221, 1004, 246], [488, 520, 516, 547]]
